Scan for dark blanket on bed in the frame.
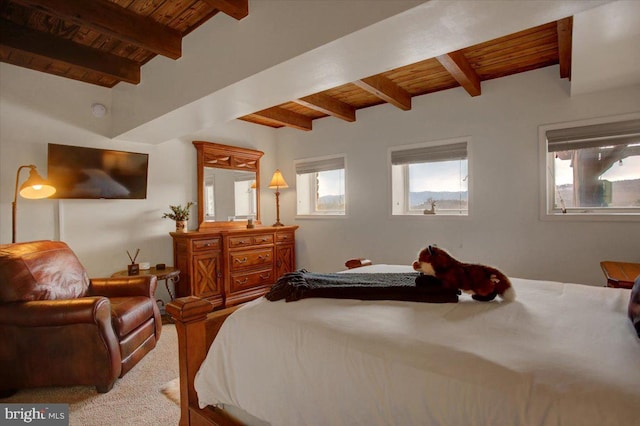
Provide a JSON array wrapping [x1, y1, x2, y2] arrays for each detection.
[[265, 269, 459, 303]]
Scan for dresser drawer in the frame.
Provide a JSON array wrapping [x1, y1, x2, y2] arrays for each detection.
[[276, 232, 294, 243], [230, 268, 274, 292], [252, 234, 274, 245], [229, 234, 273, 248], [230, 248, 273, 271], [193, 238, 221, 251]]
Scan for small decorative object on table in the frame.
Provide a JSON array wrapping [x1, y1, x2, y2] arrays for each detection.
[[127, 249, 140, 275], [246, 217, 255, 229], [162, 202, 194, 233]]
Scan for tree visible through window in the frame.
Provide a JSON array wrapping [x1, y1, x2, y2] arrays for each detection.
[[545, 118, 640, 214]]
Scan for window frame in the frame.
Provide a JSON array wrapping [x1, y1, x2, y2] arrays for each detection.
[[388, 137, 472, 219], [294, 154, 347, 219], [538, 112, 640, 222]]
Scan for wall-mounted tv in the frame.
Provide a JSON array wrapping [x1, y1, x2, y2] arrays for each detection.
[[47, 144, 149, 199]]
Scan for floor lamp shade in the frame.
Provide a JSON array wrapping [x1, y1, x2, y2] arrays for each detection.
[[12, 165, 56, 243], [268, 169, 288, 226]]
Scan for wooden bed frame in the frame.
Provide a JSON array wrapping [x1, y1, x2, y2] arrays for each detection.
[[165, 258, 372, 426], [166, 296, 243, 426]]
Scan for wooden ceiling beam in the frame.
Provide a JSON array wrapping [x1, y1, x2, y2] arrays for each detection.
[[557, 17, 573, 80], [202, 0, 249, 20], [294, 93, 356, 122], [254, 107, 313, 131], [0, 18, 140, 84], [436, 51, 481, 96], [10, 0, 183, 59], [354, 75, 412, 110]]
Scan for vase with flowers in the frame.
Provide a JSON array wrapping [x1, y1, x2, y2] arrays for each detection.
[[162, 202, 194, 233]]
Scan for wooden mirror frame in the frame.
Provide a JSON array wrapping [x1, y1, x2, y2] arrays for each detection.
[[194, 141, 264, 230]]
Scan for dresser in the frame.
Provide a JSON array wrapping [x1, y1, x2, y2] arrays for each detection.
[[170, 226, 297, 308]]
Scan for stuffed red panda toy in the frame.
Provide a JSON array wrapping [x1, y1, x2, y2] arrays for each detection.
[[413, 245, 515, 302]]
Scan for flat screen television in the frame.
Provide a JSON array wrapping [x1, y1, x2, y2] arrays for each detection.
[[47, 143, 148, 199]]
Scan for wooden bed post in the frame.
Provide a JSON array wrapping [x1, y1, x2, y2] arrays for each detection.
[[167, 297, 214, 426], [167, 297, 244, 426]]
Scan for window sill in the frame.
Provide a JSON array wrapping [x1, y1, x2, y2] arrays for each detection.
[[295, 214, 348, 220], [391, 213, 470, 219], [541, 212, 640, 222]]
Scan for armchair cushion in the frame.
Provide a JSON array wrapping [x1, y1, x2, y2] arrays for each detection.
[[110, 296, 157, 338], [0, 240, 89, 303]]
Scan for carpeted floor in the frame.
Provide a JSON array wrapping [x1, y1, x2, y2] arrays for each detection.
[[2, 323, 180, 425]]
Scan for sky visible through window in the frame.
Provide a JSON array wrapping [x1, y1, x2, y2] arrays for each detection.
[[317, 169, 344, 198], [409, 161, 467, 192], [554, 155, 640, 185], [317, 161, 469, 196]]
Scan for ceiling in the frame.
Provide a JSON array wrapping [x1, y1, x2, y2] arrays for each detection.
[[239, 17, 573, 132], [3, 1, 607, 139], [0, 0, 248, 88]]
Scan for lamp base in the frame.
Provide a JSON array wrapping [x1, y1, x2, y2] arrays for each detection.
[[272, 221, 285, 227]]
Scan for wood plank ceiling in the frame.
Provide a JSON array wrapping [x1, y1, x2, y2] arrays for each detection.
[[239, 17, 573, 132], [0, 0, 249, 87], [0, 1, 573, 134]]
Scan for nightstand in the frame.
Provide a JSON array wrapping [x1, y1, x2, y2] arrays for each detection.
[[600, 261, 640, 289]]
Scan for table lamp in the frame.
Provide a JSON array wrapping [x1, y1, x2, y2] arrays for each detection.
[[268, 169, 288, 227]]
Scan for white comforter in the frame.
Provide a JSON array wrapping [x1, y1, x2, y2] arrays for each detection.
[[195, 265, 640, 426]]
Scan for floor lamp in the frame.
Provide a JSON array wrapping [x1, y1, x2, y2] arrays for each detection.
[[12, 164, 57, 243], [268, 169, 289, 227]]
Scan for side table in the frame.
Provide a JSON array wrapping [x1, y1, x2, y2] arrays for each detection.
[[600, 261, 640, 289], [111, 266, 181, 303]]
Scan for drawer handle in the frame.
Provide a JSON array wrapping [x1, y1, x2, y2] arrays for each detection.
[[203, 243, 213, 247], [258, 254, 270, 260], [281, 235, 288, 240], [235, 278, 249, 284], [234, 257, 248, 264], [259, 273, 271, 280], [237, 240, 248, 245]]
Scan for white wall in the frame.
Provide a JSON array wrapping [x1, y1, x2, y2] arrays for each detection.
[[276, 66, 640, 285], [0, 63, 278, 305]]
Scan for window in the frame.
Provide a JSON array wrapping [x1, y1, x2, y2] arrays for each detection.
[[391, 139, 469, 216], [542, 116, 640, 218], [295, 155, 346, 216]]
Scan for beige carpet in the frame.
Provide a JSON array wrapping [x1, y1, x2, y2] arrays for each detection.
[[2, 324, 180, 425]]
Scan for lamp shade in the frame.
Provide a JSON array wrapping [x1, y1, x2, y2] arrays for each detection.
[[268, 169, 289, 190], [19, 167, 56, 199]]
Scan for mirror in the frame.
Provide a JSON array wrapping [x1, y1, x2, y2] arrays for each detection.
[[194, 141, 264, 230]]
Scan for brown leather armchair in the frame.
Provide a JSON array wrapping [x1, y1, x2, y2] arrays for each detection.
[[0, 240, 162, 394]]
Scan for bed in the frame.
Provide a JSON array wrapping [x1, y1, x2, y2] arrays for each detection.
[[166, 262, 640, 426]]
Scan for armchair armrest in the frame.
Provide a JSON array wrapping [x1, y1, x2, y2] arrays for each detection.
[[89, 276, 157, 298], [0, 297, 111, 327]]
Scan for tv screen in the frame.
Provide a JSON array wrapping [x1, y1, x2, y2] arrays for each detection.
[[47, 144, 148, 199]]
